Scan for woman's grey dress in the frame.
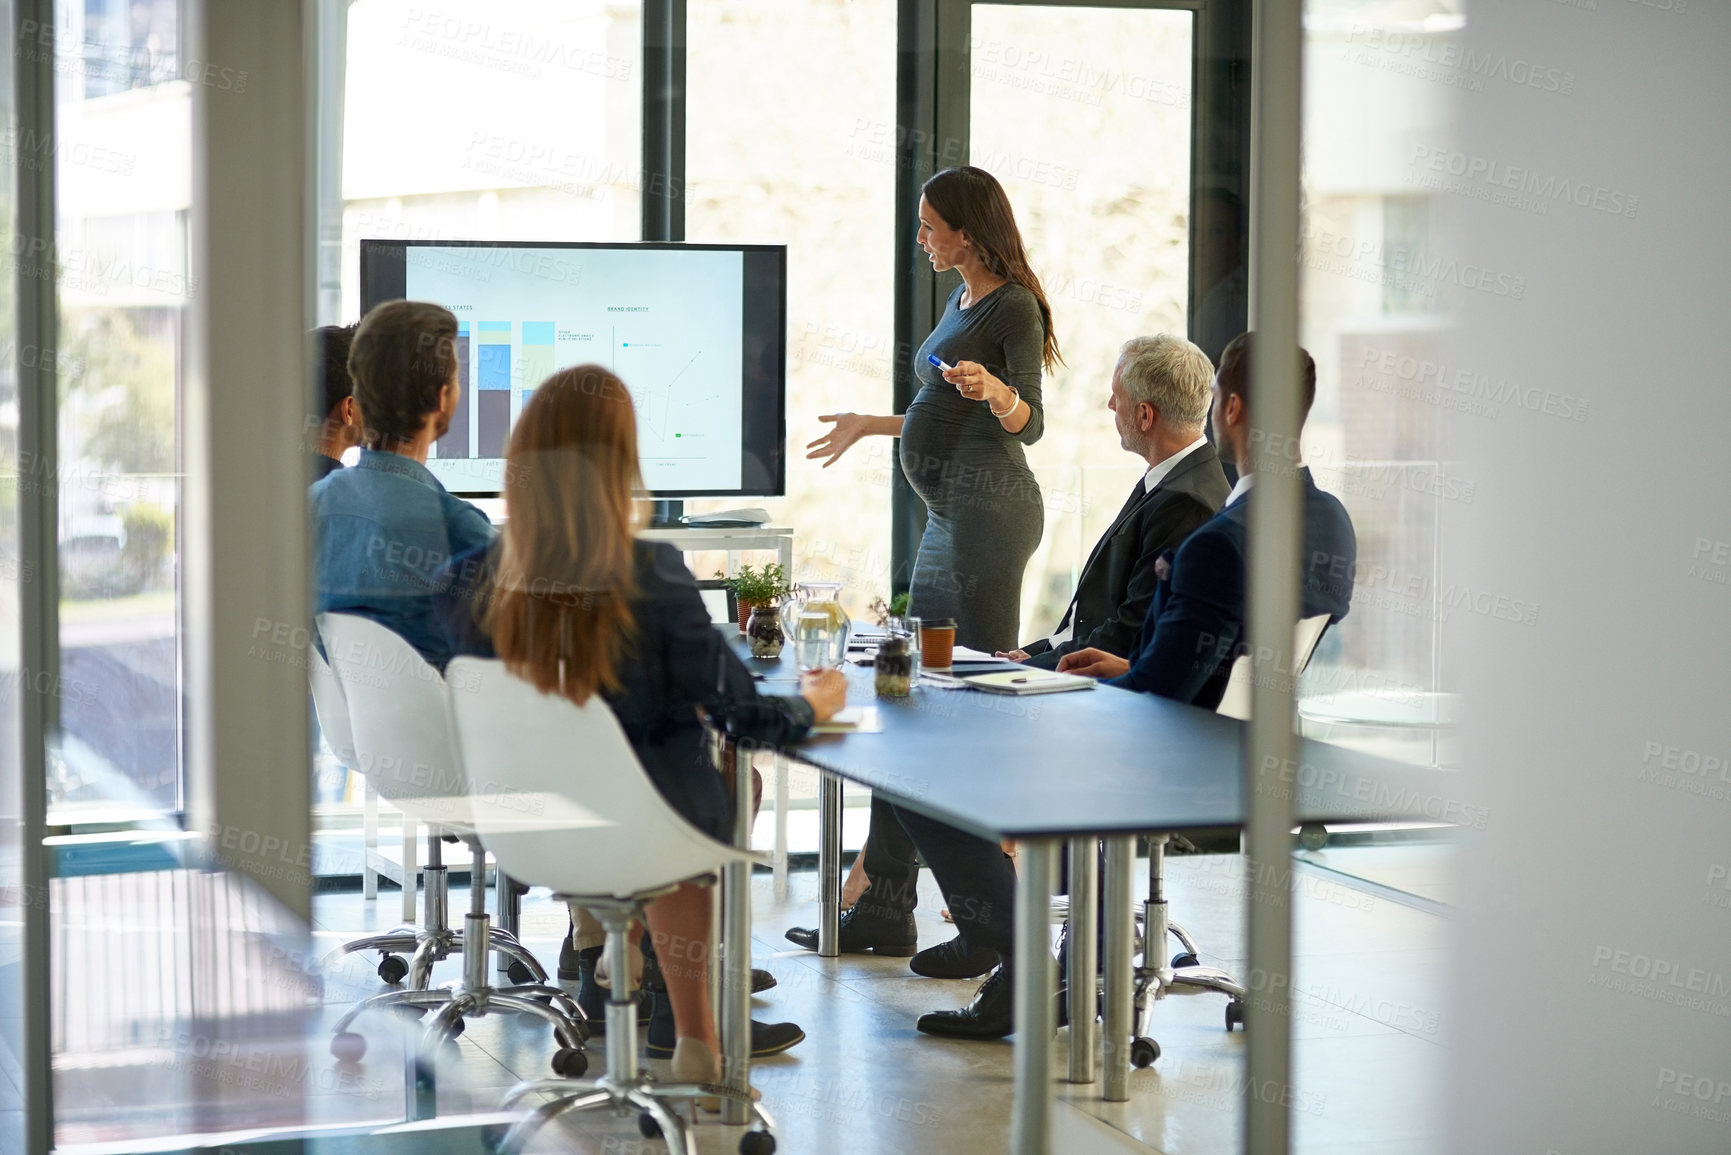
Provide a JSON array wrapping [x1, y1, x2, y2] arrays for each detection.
[[900, 282, 1046, 653]]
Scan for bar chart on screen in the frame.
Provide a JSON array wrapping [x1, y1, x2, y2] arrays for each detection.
[[407, 244, 746, 492]]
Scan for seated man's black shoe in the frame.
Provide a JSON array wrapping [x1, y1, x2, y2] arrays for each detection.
[[572, 945, 606, 1021], [644, 991, 806, 1057], [916, 966, 1015, 1039], [557, 923, 583, 982], [574, 946, 651, 1032], [784, 904, 918, 956], [751, 967, 777, 994], [910, 934, 998, 979]]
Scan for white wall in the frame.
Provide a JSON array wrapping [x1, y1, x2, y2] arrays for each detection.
[[1446, 1, 1731, 1150]]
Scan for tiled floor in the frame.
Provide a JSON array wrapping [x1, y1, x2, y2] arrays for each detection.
[[303, 851, 1442, 1153], [45, 849, 1446, 1153]]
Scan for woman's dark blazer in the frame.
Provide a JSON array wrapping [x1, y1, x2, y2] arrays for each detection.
[[434, 539, 814, 842]]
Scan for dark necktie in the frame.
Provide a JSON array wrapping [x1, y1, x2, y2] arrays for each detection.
[[1055, 479, 1148, 634]]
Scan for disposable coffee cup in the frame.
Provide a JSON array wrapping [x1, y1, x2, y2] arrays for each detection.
[[920, 618, 956, 670]]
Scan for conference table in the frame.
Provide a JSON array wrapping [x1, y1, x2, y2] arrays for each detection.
[[718, 639, 1457, 1155]]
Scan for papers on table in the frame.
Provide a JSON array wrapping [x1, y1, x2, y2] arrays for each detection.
[[811, 706, 883, 734]]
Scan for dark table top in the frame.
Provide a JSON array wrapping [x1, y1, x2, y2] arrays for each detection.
[[736, 638, 1477, 843]]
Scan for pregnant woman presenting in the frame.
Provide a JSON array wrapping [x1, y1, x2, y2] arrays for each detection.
[[805, 165, 1061, 652], [789, 167, 1061, 971]]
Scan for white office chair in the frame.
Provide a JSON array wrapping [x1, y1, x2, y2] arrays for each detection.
[[309, 647, 425, 981], [317, 614, 587, 1075], [446, 656, 777, 1155], [1126, 613, 1333, 1065]]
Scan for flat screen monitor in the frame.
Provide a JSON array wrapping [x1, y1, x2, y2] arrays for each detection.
[[359, 240, 787, 498]]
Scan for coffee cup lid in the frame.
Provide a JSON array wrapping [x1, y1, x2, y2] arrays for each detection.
[[921, 618, 956, 629]]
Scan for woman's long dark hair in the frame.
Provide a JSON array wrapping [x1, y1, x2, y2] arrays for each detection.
[[922, 166, 1063, 371], [485, 366, 641, 704]]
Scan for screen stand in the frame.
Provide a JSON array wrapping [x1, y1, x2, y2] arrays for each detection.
[[649, 499, 685, 527]]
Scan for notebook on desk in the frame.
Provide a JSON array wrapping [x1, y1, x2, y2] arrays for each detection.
[[959, 669, 1096, 696]]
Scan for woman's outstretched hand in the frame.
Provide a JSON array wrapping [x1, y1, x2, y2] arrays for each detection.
[[806, 412, 869, 468]]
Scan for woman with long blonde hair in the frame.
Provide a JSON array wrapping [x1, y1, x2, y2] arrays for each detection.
[[437, 364, 845, 1083]]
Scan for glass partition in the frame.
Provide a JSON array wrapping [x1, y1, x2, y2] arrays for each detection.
[[1294, 0, 1465, 895], [314, 0, 645, 882], [52, 0, 190, 823], [0, 0, 27, 1140]]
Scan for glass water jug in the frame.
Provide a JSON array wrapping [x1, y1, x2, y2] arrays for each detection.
[[784, 580, 851, 668]]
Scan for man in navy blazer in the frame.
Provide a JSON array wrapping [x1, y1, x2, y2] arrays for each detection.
[[908, 333, 1357, 1041], [1058, 333, 1356, 700]]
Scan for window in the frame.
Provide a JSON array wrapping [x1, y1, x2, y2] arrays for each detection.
[[969, 3, 1195, 638], [683, 0, 899, 618], [55, 26, 192, 816], [1297, 3, 1464, 763]]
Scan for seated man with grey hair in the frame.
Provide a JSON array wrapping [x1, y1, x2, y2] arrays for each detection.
[[1004, 332, 1231, 670]]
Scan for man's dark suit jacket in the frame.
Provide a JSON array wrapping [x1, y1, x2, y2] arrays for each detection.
[[1106, 467, 1356, 710], [1022, 442, 1231, 670]]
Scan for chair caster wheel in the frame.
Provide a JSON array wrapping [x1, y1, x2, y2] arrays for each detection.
[[638, 1112, 661, 1139], [739, 1129, 777, 1155], [1130, 1036, 1160, 1068], [506, 959, 537, 985], [1171, 951, 1200, 969], [330, 1031, 367, 1062], [552, 1047, 588, 1077], [1298, 822, 1329, 852], [447, 1016, 466, 1039], [377, 954, 409, 984], [1225, 1000, 1246, 1031]]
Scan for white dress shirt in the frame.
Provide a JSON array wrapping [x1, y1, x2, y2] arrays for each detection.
[[1224, 470, 1255, 508]]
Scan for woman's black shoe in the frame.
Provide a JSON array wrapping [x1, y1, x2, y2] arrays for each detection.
[[910, 935, 998, 979], [916, 966, 1015, 1039], [784, 905, 918, 955]]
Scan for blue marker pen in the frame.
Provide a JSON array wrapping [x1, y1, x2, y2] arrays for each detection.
[[927, 354, 955, 373]]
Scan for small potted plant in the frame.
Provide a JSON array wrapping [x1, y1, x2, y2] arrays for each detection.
[[870, 595, 914, 697], [716, 562, 794, 656]]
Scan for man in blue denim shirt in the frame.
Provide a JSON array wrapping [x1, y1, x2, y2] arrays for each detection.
[[310, 301, 494, 669]]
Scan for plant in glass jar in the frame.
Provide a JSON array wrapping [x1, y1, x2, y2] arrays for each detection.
[[869, 596, 913, 697], [715, 563, 794, 635]]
